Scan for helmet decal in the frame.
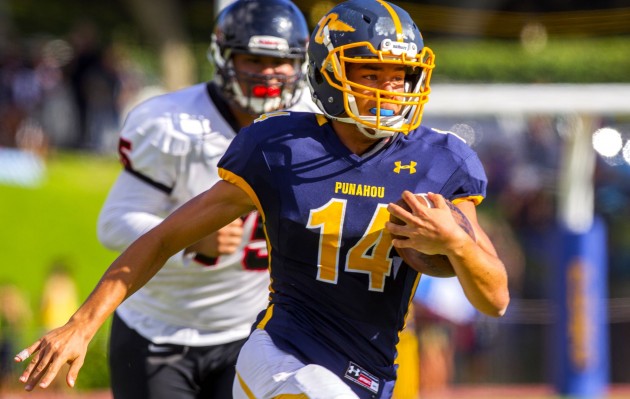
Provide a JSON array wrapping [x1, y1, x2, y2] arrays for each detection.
[[314, 14, 356, 45], [248, 36, 290, 53], [375, 0, 405, 40]]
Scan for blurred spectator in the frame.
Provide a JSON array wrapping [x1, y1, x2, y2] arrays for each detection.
[[523, 116, 560, 172], [414, 277, 479, 395], [34, 36, 78, 151], [393, 305, 420, 399], [0, 35, 69, 158], [38, 261, 80, 392], [0, 282, 31, 393], [66, 19, 122, 151], [0, 41, 32, 149], [40, 260, 79, 332], [478, 212, 526, 298]]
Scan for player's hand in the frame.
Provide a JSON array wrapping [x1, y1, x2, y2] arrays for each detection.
[[185, 218, 244, 258], [386, 191, 469, 254], [14, 321, 91, 391]]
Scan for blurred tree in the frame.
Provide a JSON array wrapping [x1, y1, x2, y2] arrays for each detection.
[[123, 0, 195, 90], [5, 0, 196, 89]]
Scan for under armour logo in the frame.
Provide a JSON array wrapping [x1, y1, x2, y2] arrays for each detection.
[[344, 362, 380, 394], [393, 161, 417, 174], [347, 365, 361, 377]]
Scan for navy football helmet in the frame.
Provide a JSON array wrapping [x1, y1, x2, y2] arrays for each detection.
[[307, 0, 435, 138], [210, 0, 309, 115]]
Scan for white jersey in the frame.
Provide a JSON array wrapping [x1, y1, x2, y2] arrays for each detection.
[[97, 83, 319, 346]]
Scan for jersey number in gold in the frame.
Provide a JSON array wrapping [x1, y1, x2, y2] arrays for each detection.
[[306, 199, 394, 292]]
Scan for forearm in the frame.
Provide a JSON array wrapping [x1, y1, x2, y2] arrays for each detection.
[[98, 172, 190, 267], [69, 231, 173, 336], [98, 172, 167, 251], [448, 239, 509, 317]]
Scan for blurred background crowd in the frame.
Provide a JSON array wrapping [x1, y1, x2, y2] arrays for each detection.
[[1, 0, 630, 397]]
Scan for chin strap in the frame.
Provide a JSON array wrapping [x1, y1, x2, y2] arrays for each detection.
[[328, 114, 406, 139]]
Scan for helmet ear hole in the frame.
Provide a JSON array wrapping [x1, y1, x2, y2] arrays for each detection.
[[313, 67, 324, 85]]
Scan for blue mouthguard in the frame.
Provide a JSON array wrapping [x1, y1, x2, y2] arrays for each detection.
[[369, 108, 395, 116]]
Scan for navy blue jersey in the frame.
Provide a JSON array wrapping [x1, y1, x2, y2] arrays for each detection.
[[218, 112, 486, 388]]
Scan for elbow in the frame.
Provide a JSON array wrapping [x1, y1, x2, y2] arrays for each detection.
[[481, 265, 511, 318], [96, 212, 122, 251], [498, 291, 511, 317], [481, 290, 510, 318], [488, 304, 509, 318]]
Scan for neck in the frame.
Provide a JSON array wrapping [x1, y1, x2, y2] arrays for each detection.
[[230, 105, 257, 130], [331, 120, 383, 156]]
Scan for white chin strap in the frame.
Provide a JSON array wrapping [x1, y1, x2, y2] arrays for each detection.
[[331, 93, 408, 139], [331, 115, 404, 139]]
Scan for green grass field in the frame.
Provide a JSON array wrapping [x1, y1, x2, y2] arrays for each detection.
[[0, 151, 120, 315], [0, 150, 121, 389]]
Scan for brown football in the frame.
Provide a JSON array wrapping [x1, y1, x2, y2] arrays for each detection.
[[389, 194, 476, 278]]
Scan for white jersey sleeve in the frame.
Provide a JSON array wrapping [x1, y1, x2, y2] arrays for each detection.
[[98, 84, 222, 267], [97, 171, 186, 267], [117, 97, 201, 194]]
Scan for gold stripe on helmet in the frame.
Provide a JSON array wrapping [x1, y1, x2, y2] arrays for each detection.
[[376, 0, 403, 42]]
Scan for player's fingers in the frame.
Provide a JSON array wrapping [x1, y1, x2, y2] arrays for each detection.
[[218, 224, 240, 234], [14, 346, 34, 363], [385, 221, 409, 239], [227, 217, 244, 227], [66, 356, 84, 388], [16, 341, 44, 382], [387, 202, 413, 225], [218, 233, 242, 244], [219, 221, 244, 238], [400, 191, 419, 212], [217, 242, 241, 254], [228, 225, 244, 238], [427, 193, 462, 232], [401, 191, 430, 216], [427, 192, 447, 209], [217, 230, 242, 243], [390, 235, 416, 249], [216, 217, 243, 234], [35, 354, 69, 389], [21, 350, 53, 391], [26, 343, 82, 390]]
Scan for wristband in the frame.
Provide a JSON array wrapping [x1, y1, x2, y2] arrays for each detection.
[[193, 253, 218, 266]]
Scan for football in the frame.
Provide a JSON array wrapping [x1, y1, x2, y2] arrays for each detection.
[[389, 194, 476, 277]]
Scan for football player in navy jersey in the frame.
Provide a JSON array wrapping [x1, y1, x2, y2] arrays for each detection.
[[15, 1, 509, 398]]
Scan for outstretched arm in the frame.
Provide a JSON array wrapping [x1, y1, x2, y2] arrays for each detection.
[[98, 172, 245, 264], [15, 180, 255, 391]]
